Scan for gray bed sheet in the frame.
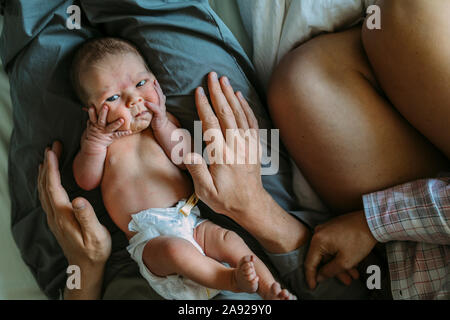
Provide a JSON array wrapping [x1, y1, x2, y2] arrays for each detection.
[[0, 16, 47, 299]]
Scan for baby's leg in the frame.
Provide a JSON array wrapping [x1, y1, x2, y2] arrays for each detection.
[[194, 221, 296, 300], [142, 235, 246, 292]]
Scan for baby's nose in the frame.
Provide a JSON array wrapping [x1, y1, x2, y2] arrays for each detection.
[[127, 96, 143, 108]]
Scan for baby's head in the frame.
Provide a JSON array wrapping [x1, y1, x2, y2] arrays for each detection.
[[71, 37, 160, 133]]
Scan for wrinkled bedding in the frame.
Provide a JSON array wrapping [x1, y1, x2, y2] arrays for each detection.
[[0, 16, 47, 299], [237, 0, 376, 213]]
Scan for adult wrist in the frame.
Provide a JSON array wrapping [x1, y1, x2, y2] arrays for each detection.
[[67, 259, 107, 277], [230, 184, 270, 220], [231, 188, 309, 253], [357, 210, 378, 246], [64, 261, 106, 300]]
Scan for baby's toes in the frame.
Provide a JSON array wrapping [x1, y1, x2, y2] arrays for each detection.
[[278, 288, 297, 300], [278, 289, 290, 300], [238, 255, 253, 266], [236, 256, 259, 293], [243, 262, 255, 276], [270, 282, 282, 298]]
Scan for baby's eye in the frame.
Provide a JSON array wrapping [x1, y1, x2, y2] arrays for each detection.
[[136, 80, 146, 88], [106, 95, 119, 102]]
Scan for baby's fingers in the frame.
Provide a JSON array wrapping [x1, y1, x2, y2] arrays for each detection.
[[106, 118, 125, 133], [154, 80, 166, 105], [97, 105, 109, 127], [145, 101, 163, 116], [111, 130, 132, 140], [88, 107, 98, 124]]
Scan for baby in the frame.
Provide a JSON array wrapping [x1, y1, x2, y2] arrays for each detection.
[[71, 37, 295, 300]]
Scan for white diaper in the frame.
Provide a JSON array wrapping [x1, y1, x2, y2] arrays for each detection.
[[126, 199, 221, 300]]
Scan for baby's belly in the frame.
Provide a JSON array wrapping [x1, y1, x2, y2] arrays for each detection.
[[101, 153, 193, 237]]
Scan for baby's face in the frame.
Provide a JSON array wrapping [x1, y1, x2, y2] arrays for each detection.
[[81, 52, 160, 133]]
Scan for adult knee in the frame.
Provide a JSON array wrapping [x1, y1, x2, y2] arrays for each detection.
[[268, 36, 333, 125], [268, 28, 368, 131]]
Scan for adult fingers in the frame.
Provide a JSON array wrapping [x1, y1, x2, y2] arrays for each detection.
[[183, 152, 217, 201], [332, 268, 359, 286], [316, 254, 350, 284], [348, 268, 360, 281], [207, 72, 238, 133], [38, 153, 54, 224], [236, 91, 259, 130], [72, 197, 102, 244], [45, 149, 71, 213], [304, 239, 324, 290], [335, 272, 353, 287], [195, 86, 224, 146], [51, 141, 63, 159], [219, 76, 249, 130]]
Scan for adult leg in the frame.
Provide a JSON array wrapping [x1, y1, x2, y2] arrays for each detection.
[[362, 0, 450, 159], [268, 27, 449, 214]]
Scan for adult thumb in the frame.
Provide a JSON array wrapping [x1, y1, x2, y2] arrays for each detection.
[[72, 197, 99, 238]]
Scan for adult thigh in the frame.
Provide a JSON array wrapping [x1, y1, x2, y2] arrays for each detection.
[[268, 27, 448, 213], [362, 0, 450, 159]]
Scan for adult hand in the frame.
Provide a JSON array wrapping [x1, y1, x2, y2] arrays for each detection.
[[184, 72, 310, 254], [184, 71, 264, 219], [304, 210, 378, 290], [38, 141, 111, 299]]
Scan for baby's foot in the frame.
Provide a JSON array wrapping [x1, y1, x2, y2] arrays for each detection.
[[234, 255, 259, 293], [264, 282, 297, 300]]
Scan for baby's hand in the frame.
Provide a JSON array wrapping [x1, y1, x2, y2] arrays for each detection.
[[82, 105, 132, 152], [145, 79, 168, 130]]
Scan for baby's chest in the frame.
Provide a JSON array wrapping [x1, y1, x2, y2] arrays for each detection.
[[105, 134, 168, 177]]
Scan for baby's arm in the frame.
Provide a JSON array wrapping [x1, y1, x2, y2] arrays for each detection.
[[146, 80, 192, 169], [73, 105, 131, 190]]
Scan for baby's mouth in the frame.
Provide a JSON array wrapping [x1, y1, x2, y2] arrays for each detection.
[[134, 110, 148, 118], [135, 110, 149, 118]]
